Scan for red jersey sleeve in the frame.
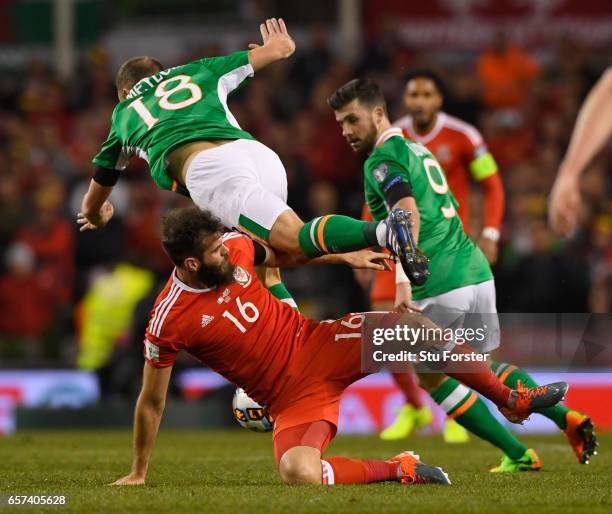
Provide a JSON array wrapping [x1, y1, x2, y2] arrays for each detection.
[[143, 332, 181, 368], [222, 232, 256, 273], [143, 279, 186, 368]]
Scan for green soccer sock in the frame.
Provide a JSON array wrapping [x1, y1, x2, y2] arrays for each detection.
[[492, 361, 570, 430], [298, 215, 382, 258], [430, 377, 528, 460], [268, 283, 298, 311]]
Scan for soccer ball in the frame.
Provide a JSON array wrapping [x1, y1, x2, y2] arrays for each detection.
[[232, 388, 273, 432]]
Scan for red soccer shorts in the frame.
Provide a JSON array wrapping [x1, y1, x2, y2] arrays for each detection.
[[273, 420, 335, 463], [269, 314, 367, 444]]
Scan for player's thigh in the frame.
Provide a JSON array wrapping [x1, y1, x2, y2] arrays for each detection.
[[244, 139, 288, 202], [412, 284, 475, 333], [268, 209, 305, 254], [185, 140, 292, 241], [472, 279, 500, 353]]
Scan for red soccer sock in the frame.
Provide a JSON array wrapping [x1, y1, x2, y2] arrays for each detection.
[[393, 371, 424, 409], [322, 457, 399, 484], [444, 345, 512, 408]]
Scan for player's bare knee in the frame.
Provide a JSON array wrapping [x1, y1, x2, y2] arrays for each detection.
[[269, 209, 304, 255], [278, 448, 322, 485]]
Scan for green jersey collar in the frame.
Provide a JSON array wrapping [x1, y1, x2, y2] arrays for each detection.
[[375, 127, 404, 148]]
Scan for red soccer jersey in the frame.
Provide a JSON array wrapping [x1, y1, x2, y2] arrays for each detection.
[[144, 232, 310, 408], [394, 112, 502, 234]]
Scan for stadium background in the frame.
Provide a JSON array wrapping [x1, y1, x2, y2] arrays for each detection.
[[0, 0, 610, 436]]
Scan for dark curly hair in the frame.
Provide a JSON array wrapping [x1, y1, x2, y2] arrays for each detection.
[[161, 207, 224, 267]]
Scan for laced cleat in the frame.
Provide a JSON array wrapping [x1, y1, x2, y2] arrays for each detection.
[[565, 411, 598, 464], [380, 405, 433, 441], [391, 450, 451, 485], [385, 208, 429, 286], [490, 448, 541, 473], [499, 380, 568, 424], [443, 419, 470, 444]]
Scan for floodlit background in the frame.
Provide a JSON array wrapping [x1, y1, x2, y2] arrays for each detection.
[[0, 0, 610, 435]]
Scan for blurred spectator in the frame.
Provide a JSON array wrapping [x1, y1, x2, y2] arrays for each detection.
[[76, 262, 155, 396], [0, 243, 55, 360], [478, 31, 540, 110]]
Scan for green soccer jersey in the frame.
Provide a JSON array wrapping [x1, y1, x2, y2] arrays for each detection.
[[364, 128, 492, 300], [92, 51, 256, 194]]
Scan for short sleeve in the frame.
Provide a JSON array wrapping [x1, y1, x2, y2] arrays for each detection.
[[143, 333, 179, 368], [196, 51, 254, 95], [92, 125, 129, 171], [366, 159, 412, 197]]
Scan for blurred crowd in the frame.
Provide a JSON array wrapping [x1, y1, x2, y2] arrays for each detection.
[[0, 24, 610, 384]]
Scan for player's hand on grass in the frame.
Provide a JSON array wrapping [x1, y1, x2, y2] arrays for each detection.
[[341, 249, 393, 271], [77, 200, 114, 231], [477, 236, 499, 264], [549, 173, 581, 237], [249, 18, 295, 59], [110, 473, 145, 486], [395, 282, 422, 313]]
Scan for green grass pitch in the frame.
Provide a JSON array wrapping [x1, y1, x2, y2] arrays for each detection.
[[1, 430, 610, 514]]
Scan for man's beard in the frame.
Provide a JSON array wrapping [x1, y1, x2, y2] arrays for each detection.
[[352, 126, 378, 154], [196, 260, 236, 287]]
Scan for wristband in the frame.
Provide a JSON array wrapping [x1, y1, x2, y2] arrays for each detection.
[[481, 227, 500, 242]]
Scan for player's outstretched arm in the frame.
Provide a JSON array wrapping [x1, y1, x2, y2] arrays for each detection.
[[549, 68, 612, 236], [77, 178, 115, 231], [248, 18, 295, 72], [111, 364, 172, 486]]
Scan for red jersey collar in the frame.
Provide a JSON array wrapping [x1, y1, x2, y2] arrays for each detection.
[[172, 269, 215, 293]]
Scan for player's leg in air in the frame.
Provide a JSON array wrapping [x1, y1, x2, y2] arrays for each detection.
[[490, 361, 597, 465], [176, 138, 422, 281]]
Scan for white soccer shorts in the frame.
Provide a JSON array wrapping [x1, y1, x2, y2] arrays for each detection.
[[185, 139, 290, 241], [412, 279, 501, 353]]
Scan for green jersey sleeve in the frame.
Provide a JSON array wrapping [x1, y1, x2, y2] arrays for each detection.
[[364, 150, 414, 220], [92, 124, 129, 171], [196, 51, 253, 87]]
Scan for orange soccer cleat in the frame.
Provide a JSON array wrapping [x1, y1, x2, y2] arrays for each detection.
[[390, 451, 451, 485], [498, 381, 568, 424], [565, 411, 598, 464]]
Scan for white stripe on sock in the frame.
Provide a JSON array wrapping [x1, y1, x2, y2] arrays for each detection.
[[439, 383, 472, 414], [495, 363, 509, 377], [309, 217, 322, 252]]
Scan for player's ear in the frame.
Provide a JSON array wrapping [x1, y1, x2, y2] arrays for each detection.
[[184, 256, 200, 272], [373, 105, 385, 124]]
